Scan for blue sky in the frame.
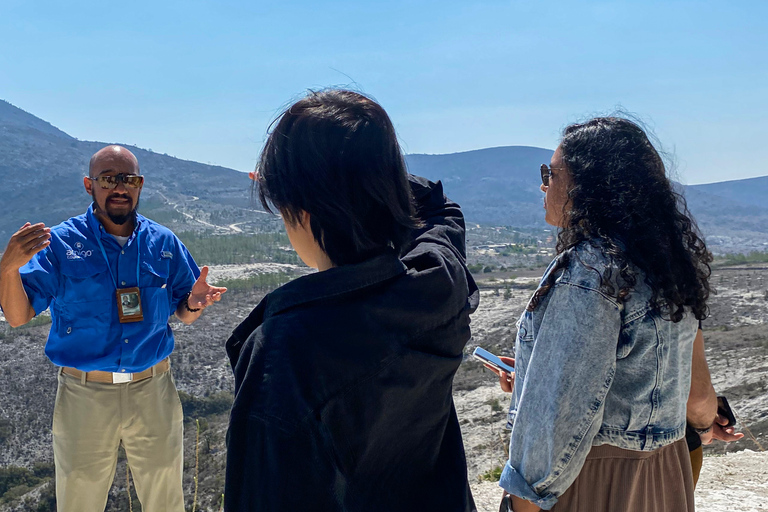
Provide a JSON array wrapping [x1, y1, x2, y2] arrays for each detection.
[[1, 0, 765, 184]]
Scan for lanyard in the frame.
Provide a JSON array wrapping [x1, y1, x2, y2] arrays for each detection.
[[94, 231, 141, 290]]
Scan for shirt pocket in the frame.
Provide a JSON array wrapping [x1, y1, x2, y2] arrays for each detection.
[[56, 260, 112, 337], [140, 260, 172, 324]]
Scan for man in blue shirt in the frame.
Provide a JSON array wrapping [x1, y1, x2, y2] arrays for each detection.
[[0, 145, 226, 512]]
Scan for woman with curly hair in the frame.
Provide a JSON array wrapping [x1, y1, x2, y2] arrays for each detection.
[[497, 117, 712, 512]]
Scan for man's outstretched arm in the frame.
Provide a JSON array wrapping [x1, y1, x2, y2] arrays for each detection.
[[174, 266, 227, 325], [0, 223, 50, 327]]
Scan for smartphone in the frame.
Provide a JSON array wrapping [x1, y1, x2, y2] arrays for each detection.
[[472, 347, 514, 375], [717, 396, 736, 427]]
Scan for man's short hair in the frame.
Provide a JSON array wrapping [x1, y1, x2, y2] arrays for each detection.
[[256, 89, 419, 266]]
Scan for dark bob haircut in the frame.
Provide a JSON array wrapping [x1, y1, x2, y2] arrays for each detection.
[[529, 117, 712, 323], [255, 89, 420, 266]]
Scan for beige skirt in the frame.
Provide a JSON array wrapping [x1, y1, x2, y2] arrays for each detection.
[[550, 438, 694, 512]]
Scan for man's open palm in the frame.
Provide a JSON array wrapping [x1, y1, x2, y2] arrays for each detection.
[[188, 266, 227, 310], [0, 223, 51, 274]]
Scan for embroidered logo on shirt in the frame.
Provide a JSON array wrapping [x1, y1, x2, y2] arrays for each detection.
[[161, 251, 173, 259], [66, 242, 93, 260]]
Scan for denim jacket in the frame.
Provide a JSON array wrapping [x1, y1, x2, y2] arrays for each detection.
[[499, 242, 697, 510]]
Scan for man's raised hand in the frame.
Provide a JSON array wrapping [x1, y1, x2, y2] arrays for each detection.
[[187, 266, 227, 311], [0, 223, 51, 274]]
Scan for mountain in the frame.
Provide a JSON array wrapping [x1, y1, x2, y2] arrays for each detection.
[[1, 99, 767, 253], [0, 100, 273, 244], [407, 147, 768, 252], [690, 176, 768, 209], [406, 146, 553, 228], [0, 100, 72, 139], [682, 184, 768, 252]]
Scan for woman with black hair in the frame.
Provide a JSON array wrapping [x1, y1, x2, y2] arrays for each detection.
[[497, 117, 712, 512], [224, 90, 478, 511]]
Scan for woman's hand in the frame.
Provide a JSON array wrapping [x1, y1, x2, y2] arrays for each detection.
[[499, 492, 541, 512], [485, 356, 515, 393], [707, 413, 745, 445]]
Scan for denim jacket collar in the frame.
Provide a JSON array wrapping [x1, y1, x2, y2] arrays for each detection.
[[264, 250, 407, 318]]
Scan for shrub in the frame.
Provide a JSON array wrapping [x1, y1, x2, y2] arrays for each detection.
[[178, 391, 233, 421], [479, 465, 504, 482]]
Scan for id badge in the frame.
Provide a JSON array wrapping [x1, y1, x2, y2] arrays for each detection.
[[116, 287, 144, 323]]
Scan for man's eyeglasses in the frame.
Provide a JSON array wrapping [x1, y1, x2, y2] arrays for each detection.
[[540, 164, 564, 187], [88, 174, 144, 189]]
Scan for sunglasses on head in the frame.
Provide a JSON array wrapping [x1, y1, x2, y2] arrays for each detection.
[[540, 164, 565, 187], [88, 174, 144, 189]]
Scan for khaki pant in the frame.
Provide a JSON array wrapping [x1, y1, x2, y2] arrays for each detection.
[[52, 369, 185, 512], [690, 445, 704, 488]]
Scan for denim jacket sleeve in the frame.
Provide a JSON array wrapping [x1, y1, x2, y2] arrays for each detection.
[[499, 279, 621, 510]]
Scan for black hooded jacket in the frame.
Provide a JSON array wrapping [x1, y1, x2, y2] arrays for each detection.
[[224, 176, 479, 511]]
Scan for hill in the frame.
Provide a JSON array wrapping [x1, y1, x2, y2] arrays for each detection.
[[686, 178, 768, 253], [0, 100, 280, 244], [2, 99, 768, 254], [407, 146, 768, 253], [406, 146, 553, 227]]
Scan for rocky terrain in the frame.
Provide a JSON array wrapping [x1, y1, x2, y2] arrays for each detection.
[[1, 260, 767, 510], [2, 98, 768, 510], [456, 262, 768, 511]]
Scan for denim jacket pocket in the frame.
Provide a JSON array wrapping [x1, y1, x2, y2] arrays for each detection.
[[516, 310, 534, 342], [514, 310, 534, 383], [506, 407, 517, 430]]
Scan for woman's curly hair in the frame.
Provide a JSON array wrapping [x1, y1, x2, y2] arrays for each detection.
[[528, 117, 712, 322]]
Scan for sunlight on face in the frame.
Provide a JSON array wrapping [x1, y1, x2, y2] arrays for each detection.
[[540, 145, 571, 228]]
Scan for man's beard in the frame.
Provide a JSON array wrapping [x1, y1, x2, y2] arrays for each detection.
[[92, 192, 140, 225]]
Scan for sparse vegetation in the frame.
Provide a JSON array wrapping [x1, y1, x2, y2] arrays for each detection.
[[214, 272, 295, 293], [178, 391, 233, 422], [486, 397, 503, 413], [0, 463, 54, 504], [478, 464, 504, 482], [1, 224, 767, 510], [178, 232, 300, 266], [714, 251, 768, 267]]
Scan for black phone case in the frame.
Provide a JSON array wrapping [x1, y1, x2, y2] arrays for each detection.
[[717, 396, 736, 427]]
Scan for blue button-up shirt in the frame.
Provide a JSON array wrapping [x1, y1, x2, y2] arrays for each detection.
[[18, 205, 200, 372]]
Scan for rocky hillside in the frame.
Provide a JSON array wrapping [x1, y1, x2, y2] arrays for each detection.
[[1, 261, 766, 511], [3, 98, 768, 253], [0, 100, 274, 243]]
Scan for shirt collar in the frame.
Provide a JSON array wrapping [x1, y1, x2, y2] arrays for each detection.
[[86, 204, 144, 245], [264, 250, 407, 318]]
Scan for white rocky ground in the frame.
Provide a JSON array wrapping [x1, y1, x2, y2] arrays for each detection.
[[1, 264, 766, 510], [460, 266, 768, 511], [460, 382, 768, 511], [695, 450, 768, 511], [206, 262, 307, 282]]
